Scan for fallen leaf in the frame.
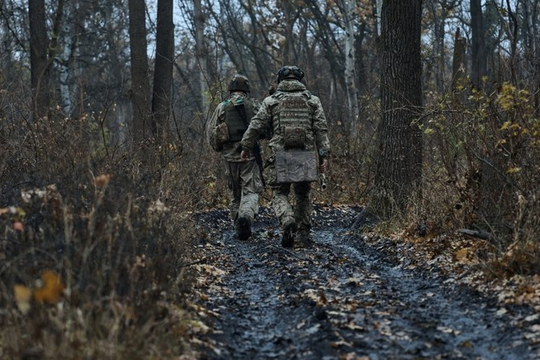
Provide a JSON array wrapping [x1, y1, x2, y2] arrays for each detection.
[[34, 270, 65, 304], [14, 285, 32, 314], [94, 174, 111, 188], [305, 324, 320, 334], [330, 340, 352, 348], [525, 314, 540, 322], [13, 221, 24, 232], [496, 308, 508, 316], [455, 248, 469, 261]]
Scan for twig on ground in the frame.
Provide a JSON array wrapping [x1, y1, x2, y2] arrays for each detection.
[[266, 244, 315, 264]]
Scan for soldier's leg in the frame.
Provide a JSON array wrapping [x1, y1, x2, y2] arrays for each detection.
[[225, 161, 241, 221], [235, 160, 262, 240], [272, 183, 297, 247], [238, 160, 262, 223], [294, 182, 312, 243], [271, 183, 294, 226]]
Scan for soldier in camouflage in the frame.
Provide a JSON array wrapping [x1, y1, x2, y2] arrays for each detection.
[[208, 74, 263, 240], [240, 66, 330, 248]]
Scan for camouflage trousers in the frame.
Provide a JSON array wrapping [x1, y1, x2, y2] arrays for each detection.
[[224, 159, 262, 223], [271, 181, 312, 233]]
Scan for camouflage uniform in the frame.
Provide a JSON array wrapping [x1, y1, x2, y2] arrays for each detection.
[[241, 76, 330, 246], [208, 87, 262, 239]]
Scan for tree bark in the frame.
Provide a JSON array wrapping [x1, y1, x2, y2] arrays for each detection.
[[451, 28, 466, 105], [281, 0, 297, 65], [374, 0, 423, 216], [341, 0, 360, 141], [28, 0, 51, 120], [129, 0, 151, 145], [152, 0, 174, 141], [194, 0, 208, 112], [470, 0, 486, 88]]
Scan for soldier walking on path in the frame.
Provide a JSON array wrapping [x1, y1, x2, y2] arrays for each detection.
[[207, 74, 263, 240], [240, 66, 330, 248]]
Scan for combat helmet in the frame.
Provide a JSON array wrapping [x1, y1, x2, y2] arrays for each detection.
[[228, 74, 251, 93], [277, 65, 304, 83]]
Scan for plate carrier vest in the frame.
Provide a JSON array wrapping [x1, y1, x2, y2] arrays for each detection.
[[274, 90, 313, 149], [224, 96, 255, 142]]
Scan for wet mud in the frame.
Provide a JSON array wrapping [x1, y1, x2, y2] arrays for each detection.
[[193, 206, 540, 360]]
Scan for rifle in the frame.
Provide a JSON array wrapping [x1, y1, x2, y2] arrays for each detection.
[[319, 173, 327, 190], [234, 100, 266, 187], [318, 149, 328, 190]]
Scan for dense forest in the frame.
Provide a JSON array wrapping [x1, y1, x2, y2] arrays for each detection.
[[1, 0, 540, 358]]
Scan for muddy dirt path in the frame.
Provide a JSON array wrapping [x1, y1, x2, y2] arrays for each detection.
[[193, 206, 540, 359]]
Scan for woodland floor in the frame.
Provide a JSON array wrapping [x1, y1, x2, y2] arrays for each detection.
[[187, 205, 540, 360]]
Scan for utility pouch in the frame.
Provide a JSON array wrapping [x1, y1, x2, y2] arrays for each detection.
[[275, 150, 318, 183], [282, 126, 306, 148], [216, 122, 230, 147]]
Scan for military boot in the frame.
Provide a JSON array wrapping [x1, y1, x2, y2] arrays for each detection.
[[282, 220, 297, 248], [296, 229, 313, 248], [235, 216, 252, 240]]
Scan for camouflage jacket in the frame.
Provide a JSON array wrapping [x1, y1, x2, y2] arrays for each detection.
[[207, 92, 261, 162], [241, 79, 330, 158]]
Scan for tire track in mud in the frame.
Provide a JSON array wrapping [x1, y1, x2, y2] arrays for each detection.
[[195, 208, 540, 360]]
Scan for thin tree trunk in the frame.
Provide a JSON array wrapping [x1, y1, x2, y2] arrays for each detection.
[[451, 28, 466, 105], [470, 0, 486, 88], [281, 0, 296, 65], [152, 0, 174, 141], [129, 0, 151, 145], [28, 0, 51, 120], [194, 0, 207, 112], [341, 0, 360, 141]]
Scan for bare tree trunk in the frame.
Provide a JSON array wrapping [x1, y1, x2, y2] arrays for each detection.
[[523, 0, 540, 114], [194, 0, 207, 112], [129, 0, 151, 145], [28, 0, 51, 120], [431, 1, 444, 93], [376, 0, 383, 36], [451, 28, 466, 105], [152, 0, 174, 141], [374, 0, 423, 216], [281, 0, 297, 65], [355, 23, 367, 96], [470, 0, 486, 88], [340, 0, 360, 141]]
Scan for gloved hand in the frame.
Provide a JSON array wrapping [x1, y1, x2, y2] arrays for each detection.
[[240, 149, 250, 161], [319, 158, 328, 173]]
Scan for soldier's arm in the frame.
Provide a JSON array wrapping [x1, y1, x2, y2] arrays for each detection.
[[207, 104, 225, 150], [251, 97, 262, 114], [310, 97, 331, 157], [241, 100, 271, 150]]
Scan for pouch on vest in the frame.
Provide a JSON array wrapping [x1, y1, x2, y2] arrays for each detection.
[[275, 150, 318, 183], [283, 126, 306, 148], [215, 122, 230, 148]]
